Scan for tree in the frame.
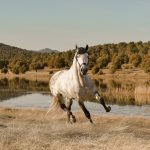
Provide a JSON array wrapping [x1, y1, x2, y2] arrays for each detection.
[[92, 65, 99, 74], [129, 54, 142, 67], [9, 59, 29, 74], [1, 67, 8, 74], [97, 55, 110, 69], [141, 55, 150, 73], [30, 62, 44, 72], [11, 66, 19, 74], [109, 53, 128, 73], [55, 56, 66, 68], [0, 60, 8, 69]]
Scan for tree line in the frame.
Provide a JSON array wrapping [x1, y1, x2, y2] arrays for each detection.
[[0, 41, 150, 74]]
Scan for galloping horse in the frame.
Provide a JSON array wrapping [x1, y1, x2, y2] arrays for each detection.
[[49, 45, 111, 123]]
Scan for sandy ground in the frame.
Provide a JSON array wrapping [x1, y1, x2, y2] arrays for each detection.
[[0, 107, 149, 150]]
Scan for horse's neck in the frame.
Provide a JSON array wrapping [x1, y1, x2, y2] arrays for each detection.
[[69, 58, 85, 87]]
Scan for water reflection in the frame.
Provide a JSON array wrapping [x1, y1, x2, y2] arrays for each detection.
[[0, 78, 49, 101], [0, 93, 149, 117], [94, 79, 150, 105], [0, 77, 150, 106]]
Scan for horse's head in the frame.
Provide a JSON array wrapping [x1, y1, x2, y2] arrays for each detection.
[[75, 45, 89, 75]]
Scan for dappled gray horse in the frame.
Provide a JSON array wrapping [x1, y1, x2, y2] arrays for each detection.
[[49, 45, 111, 123]]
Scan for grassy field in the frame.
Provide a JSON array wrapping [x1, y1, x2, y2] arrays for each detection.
[[0, 107, 149, 150]]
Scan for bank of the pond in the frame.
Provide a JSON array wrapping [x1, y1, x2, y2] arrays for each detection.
[[0, 107, 149, 150], [0, 68, 150, 81], [0, 93, 149, 118]]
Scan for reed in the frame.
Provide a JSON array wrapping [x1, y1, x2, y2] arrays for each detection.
[[135, 86, 150, 105], [101, 86, 150, 105]]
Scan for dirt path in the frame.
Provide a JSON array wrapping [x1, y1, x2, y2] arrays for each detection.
[[0, 107, 150, 150]]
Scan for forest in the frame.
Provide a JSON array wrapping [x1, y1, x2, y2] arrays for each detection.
[[0, 41, 150, 74]]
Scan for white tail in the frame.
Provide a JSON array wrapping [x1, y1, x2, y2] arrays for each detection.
[[45, 96, 64, 118]]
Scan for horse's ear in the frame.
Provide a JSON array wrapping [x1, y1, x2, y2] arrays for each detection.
[[76, 45, 78, 49], [85, 44, 88, 51]]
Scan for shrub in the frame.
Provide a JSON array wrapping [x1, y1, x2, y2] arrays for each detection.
[[92, 66, 99, 74], [110, 66, 117, 74], [1, 67, 8, 74], [141, 55, 150, 73], [30, 62, 44, 72], [97, 56, 110, 69], [9, 59, 29, 74], [49, 71, 53, 74], [98, 69, 103, 75], [11, 67, 19, 74], [129, 54, 142, 67], [0, 60, 8, 69]]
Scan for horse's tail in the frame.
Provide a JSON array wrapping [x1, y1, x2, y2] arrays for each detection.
[[45, 94, 63, 118]]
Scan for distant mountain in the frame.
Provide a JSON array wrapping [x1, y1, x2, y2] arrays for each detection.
[[0, 43, 59, 61], [39, 48, 59, 53], [0, 43, 57, 62], [0, 43, 33, 60]]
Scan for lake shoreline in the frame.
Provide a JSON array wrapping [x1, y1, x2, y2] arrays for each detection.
[[0, 68, 150, 82], [0, 107, 149, 150]]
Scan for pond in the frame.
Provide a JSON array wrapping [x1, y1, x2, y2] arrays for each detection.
[[0, 77, 150, 117]]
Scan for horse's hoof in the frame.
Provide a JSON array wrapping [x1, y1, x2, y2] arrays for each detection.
[[90, 119, 93, 124], [106, 106, 111, 112], [72, 116, 76, 123]]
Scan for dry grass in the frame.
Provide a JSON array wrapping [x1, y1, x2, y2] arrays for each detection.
[[135, 86, 150, 105], [0, 69, 51, 81], [90, 68, 150, 80], [0, 107, 150, 150], [0, 68, 150, 82]]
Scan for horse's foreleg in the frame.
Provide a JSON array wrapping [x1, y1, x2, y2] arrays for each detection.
[[66, 99, 76, 123], [78, 101, 93, 123], [58, 101, 71, 123], [95, 91, 111, 112], [58, 99, 75, 123]]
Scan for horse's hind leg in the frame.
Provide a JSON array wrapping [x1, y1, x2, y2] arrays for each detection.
[[95, 92, 111, 112], [100, 97, 111, 112], [78, 101, 93, 123], [66, 99, 76, 123]]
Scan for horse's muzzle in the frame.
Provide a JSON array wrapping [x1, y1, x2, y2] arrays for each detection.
[[81, 66, 88, 75]]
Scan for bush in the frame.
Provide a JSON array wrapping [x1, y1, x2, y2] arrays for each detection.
[[97, 56, 109, 69], [111, 54, 128, 72], [129, 54, 142, 67], [9, 60, 29, 74], [110, 66, 117, 74], [92, 66, 99, 74], [19, 65, 29, 73], [0, 60, 8, 69], [141, 55, 150, 73], [49, 71, 53, 74], [30, 62, 45, 72], [11, 67, 19, 74], [1, 67, 8, 74], [98, 69, 103, 75]]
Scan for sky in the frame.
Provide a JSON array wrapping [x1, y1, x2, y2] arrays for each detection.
[[0, 0, 150, 51]]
